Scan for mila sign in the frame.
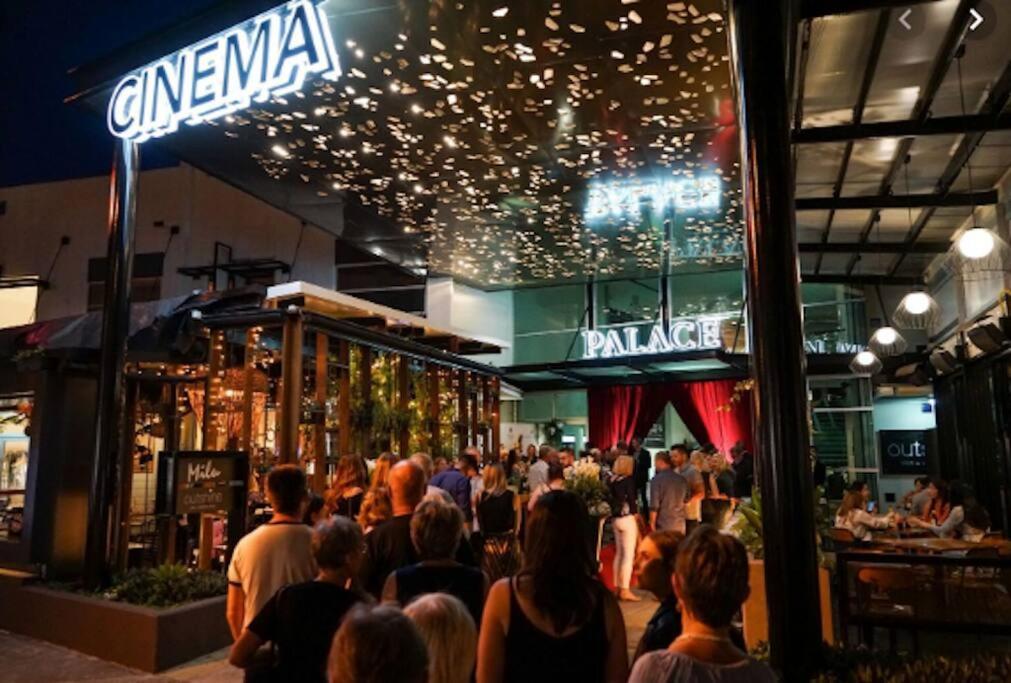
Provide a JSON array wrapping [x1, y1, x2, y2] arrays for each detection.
[[582, 317, 728, 360], [585, 175, 722, 222], [107, 0, 341, 143]]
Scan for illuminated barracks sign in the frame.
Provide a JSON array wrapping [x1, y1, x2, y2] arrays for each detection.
[[582, 316, 731, 360], [585, 175, 722, 221], [107, 0, 341, 143]]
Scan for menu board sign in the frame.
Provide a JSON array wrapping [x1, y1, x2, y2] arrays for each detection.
[[878, 430, 931, 475], [157, 451, 248, 515]]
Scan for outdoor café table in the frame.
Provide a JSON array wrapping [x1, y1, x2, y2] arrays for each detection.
[[870, 537, 1011, 555]]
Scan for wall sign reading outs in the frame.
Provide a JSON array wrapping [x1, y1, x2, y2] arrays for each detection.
[[582, 316, 730, 360], [107, 0, 341, 143]]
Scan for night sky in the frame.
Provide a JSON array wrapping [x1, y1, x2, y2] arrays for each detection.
[[0, 0, 225, 187]]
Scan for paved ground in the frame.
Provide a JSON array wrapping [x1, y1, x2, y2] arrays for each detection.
[[0, 592, 659, 682]]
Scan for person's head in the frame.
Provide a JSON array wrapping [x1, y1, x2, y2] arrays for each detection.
[[389, 461, 426, 516], [538, 444, 553, 462], [674, 525, 750, 631], [433, 455, 448, 474], [370, 453, 397, 492], [522, 490, 597, 633], [630, 437, 641, 450], [730, 441, 744, 461], [329, 605, 428, 683], [837, 489, 865, 518], [655, 450, 673, 471], [526, 443, 537, 460], [849, 480, 869, 502], [708, 453, 728, 474], [482, 462, 508, 494], [266, 465, 307, 517], [357, 487, 392, 529], [304, 493, 326, 526], [615, 440, 629, 456], [409, 452, 434, 484], [670, 445, 689, 468], [458, 451, 479, 476], [333, 454, 367, 494], [926, 479, 945, 501], [313, 516, 364, 575], [403, 593, 476, 683], [635, 530, 683, 600], [914, 476, 931, 492], [613, 455, 634, 478], [690, 450, 708, 472], [546, 455, 565, 483], [411, 498, 464, 561], [589, 447, 603, 464]]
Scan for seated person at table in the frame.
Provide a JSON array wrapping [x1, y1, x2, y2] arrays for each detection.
[[629, 526, 776, 683], [835, 490, 894, 541], [230, 517, 366, 683], [901, 477, 932, 516], [907, 483, 990, 541], [921, 479, 952, 525]]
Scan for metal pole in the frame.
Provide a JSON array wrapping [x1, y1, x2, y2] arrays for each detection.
[[726, 0, 822, 678], [84, 138, 139, 587]]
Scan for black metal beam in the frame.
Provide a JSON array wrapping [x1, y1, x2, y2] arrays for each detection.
[[845, 0, 980, 276], [798, 189, 996, 210], [795, 112, 1011, 144], [798, 241, 949, 254], [887, 60, 1011, 276], [812, 9, 890, 273], [801, 273, 923, 286], [802, 0, 945, 18]]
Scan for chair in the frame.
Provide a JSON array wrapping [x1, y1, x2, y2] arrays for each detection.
[[829, 527, 857, 550]]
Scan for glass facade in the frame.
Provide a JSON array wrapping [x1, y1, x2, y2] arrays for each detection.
[[809, 376, 877, 500]]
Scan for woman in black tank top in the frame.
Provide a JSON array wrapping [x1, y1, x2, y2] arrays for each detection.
[[477, 490, 628, 683]]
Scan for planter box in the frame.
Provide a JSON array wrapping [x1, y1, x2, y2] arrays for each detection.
[[0, 577, 230, 672], [741, 559, 834, 649]]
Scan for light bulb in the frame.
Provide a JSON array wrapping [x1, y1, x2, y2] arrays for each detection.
[[958, 227, 995, 260], [873, 327, 898, 345], [854, 351, 878, 367], [903, 292, 931, 315]]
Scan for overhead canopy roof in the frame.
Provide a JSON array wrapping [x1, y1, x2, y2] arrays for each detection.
[[70, 0, 743, 290], [793, 0, 1011, 285]]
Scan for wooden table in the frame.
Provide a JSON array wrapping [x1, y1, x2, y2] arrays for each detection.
[[871, 536, 1011, 555]]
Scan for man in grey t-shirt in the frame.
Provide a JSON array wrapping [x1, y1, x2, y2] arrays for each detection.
[[649, 450, 688, 534], [671, 445, 705, 534]]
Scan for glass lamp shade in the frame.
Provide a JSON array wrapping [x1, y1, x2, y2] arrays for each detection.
[[958, 227, 995, 259], [869, 326, 907, 357], [893, 292, 940, 330], [849, 350, 883, 375]]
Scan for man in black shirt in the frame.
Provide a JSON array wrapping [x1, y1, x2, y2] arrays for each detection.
[[229, 516, 366, 683], [360, 460, 475, 598], [631, 437, 651, 512], [731, 441, 755, 499]]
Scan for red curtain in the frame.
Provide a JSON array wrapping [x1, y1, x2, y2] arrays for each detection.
[[588, 379, 752, 455]]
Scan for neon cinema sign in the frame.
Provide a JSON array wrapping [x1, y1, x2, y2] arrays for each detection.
[[582, 317, 728, 360], [107, 0, 341, 143], [585, 176, 722, 222]]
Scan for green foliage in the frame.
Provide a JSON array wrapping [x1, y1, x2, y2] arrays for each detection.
[[103, 565, 227, 608], [729, 487, 764, 558], [813, 647, 1011, 682]]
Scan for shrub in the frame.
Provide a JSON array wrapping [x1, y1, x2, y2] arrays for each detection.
[[104, 565, 227, 608]]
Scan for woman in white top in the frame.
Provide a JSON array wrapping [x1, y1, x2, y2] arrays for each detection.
[[834, 490, 894, 540]]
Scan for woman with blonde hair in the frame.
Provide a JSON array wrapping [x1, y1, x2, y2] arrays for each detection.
[[404, 593, 477, 683], [608, 454, 639, 602], [369, 452, 397, 492], [477, 463, 521, 580], [329, 454, 367, 519], [357, 487, 393, 534], [835, 489, 893, 540]]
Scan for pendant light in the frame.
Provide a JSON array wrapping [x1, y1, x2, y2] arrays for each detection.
[[849, 350, 883, 376], [891, 153, 939, 330], [952, 46, 1008, 276], [869, 325, 907, 357]]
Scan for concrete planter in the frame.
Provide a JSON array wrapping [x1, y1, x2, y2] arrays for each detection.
[[0, 578, 230, 672], [741, 559, 835, 649]]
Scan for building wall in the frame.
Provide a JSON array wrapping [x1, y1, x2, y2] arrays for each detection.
[[0, 164, 337, 322], [873, 396, 936, 506], [425, 278, 513, 366]]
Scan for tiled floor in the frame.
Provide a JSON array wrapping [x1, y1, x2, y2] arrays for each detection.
[[0, 592, 660, 682]]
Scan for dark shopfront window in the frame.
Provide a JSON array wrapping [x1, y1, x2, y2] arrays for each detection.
[[87, 252, 165, 311], [0, 394, 33, 542]]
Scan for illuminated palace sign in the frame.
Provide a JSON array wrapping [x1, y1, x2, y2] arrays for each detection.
[[582, 316, 731, 360], [585, 176, 722, 221], [107, 0, 341, 142]]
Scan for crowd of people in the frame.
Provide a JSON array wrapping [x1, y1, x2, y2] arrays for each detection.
[[225, 438, 774, 683], [833, 476, 992, 542]]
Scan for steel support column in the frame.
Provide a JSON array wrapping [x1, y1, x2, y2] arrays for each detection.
[[727, 0, 822, 678], [84, 138, 139, 588]]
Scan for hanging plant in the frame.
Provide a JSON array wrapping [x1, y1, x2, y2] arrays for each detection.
[[716, 379, 754, 413], [541, 419, 565, 447]]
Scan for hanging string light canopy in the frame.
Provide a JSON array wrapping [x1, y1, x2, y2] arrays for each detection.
[[849, 350, 883, 376]]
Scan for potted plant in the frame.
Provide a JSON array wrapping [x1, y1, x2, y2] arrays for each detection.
[[727, 488, 835, 647]]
